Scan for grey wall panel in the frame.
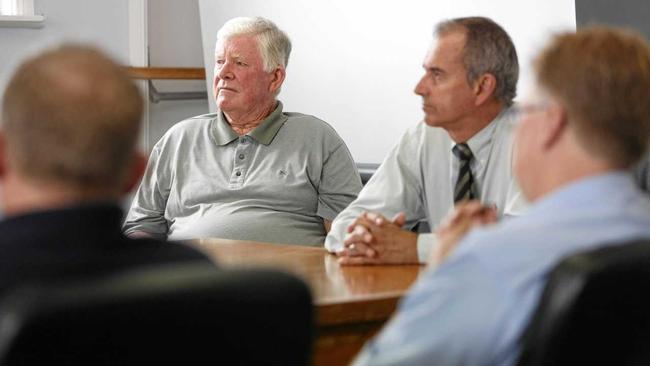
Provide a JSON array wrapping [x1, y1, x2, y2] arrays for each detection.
[[576, 0, 650, 38]]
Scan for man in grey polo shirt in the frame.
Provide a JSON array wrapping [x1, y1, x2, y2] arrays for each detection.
[[124, 17, 362, 246]]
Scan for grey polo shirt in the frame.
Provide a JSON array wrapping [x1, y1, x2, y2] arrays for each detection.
[[123, 102, 362, 246]]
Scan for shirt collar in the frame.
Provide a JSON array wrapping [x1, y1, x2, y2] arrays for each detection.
[[211, 101, 287, 146], [212, 113, 239, 146], [530, 171, 636, 215], [450, 107, 507, 166]]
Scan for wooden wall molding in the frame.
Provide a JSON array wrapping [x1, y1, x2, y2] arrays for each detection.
[[125, 67, 206, 80]]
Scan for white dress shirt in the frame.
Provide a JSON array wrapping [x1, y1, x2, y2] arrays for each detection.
[[325, 107, 527, 260]]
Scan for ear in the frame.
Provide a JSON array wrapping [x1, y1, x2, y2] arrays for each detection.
[[540, 102, 568, 150], [121, 151, 147, 195], [268, 66, 286, 94], [473, 73, 497, 106]]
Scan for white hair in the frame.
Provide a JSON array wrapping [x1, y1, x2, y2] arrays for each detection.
[[217, 17, 292, 72]]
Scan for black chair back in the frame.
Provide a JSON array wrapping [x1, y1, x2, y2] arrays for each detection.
[[0, 264, 313, 365], [356, 163, 379, 185], [517, 239, 650, 366]]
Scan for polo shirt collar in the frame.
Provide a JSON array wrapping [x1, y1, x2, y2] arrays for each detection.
[[212, 101, 287, 146], [248, 101, 287, 145], [212, 113, 239, 145]]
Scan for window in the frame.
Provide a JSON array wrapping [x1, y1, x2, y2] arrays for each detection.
[[1, 0, 32, 16], [0, 0, 45, 28]]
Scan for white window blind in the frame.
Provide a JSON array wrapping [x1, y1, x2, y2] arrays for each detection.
[[0, 0, 32, 15], [0, 0, 44, 28]]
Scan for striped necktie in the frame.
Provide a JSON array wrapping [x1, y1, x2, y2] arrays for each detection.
[[452, 143, 477, 203]]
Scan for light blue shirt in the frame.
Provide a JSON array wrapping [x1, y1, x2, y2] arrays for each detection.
[[353, 172, 650, 366]]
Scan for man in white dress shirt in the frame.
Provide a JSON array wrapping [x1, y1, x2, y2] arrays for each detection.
[[327, 16, 526, 264]]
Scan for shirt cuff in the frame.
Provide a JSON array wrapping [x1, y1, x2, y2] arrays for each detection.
[[324, 232, 344, 253], [416, 233, 437, 264]]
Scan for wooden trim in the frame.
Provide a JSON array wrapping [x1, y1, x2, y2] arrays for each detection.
[[125, 67, 206, 80]]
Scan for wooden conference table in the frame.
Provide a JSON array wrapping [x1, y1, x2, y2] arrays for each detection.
[[192, 238, 425, 366]]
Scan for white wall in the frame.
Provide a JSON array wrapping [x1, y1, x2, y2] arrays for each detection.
[[199, 0, 576, 164], [0, 0, 130, 93], [0, 0, 209, 152], [147, 0, 208, 150], [0, 0, 577, 163]]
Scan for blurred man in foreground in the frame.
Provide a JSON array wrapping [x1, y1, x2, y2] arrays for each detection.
[[0, 45, 211, 293]]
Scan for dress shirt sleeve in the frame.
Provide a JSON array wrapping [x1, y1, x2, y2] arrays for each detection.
[[352, 254, 505, 366], [316, 143, 363, 221], [500, 121, 529, 217], [503, 173, 529, 218], [325, 127, 427, 252], [123, 143, 171, 240], [417, 233, 437, 263]]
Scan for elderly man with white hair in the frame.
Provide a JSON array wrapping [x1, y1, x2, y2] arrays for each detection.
[[124, 17, 362, 245]]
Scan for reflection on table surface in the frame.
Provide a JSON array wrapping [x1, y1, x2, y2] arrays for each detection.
[[191, 238, 426, 366], [191, 238, 425, 323]]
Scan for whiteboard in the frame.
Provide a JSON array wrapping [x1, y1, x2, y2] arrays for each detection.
[[199, 0, 576, 163]]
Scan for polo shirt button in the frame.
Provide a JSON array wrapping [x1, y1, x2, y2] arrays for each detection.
[[235, 171, 241, 177], [239, 154, 245, 160]]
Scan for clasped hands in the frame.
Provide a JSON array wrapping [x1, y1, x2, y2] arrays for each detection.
[[337, 201, 498, 266], [338, 211, 418, 265]]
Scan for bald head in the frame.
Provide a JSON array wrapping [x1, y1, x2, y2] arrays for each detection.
[[1, 44, 143, 194]]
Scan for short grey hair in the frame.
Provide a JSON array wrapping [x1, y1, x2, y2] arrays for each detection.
[[217, 17, 292, 72], [435, 17, 519, 106]]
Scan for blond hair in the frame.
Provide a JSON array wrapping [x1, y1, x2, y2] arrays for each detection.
[[535, 27, 650, 168]]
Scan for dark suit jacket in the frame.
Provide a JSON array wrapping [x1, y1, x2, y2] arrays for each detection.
[[0, 203, 213, 294]]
